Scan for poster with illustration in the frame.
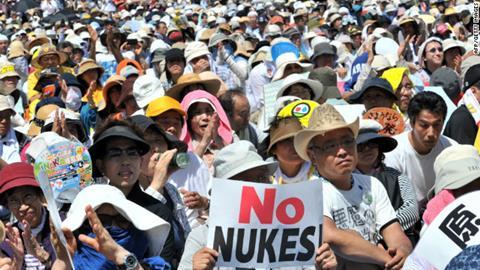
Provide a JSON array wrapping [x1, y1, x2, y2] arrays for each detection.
[[34, 140, 93, 204]]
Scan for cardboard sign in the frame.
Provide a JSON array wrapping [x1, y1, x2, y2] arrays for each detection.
[[262, 72, 310, 128], [207, 179, 323, 268], [415, 191, 480, 269], [363, 107, 405, 136], [33, 140, 93, 204]]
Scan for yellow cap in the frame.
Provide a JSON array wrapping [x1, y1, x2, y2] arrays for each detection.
[[145, 96, 186, 118]]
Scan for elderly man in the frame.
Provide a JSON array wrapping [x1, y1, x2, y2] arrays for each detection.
[[294, 103, 412, 269]]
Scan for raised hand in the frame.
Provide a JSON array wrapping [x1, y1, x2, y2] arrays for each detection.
[[21, 220, 50, 263], [149, 149, 178, 191]]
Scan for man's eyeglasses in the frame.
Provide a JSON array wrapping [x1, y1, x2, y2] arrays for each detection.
[[309, 138, 355, 154]]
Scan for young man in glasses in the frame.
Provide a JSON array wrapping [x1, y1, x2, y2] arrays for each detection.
[[294, 103, 412, 270]]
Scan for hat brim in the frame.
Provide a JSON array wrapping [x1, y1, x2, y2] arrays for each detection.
[[356, 132, 397, 153], [220, 159, 278, 180], [294, 117, 359, 161], [0, 177, 40, 194], [166, 78, 221, 101], [272, 62, 313, 81], [349, 85, 398, 103], [268, 131, 298, 153], [27, 122, 41, 137], [277, 78, 324, 100], [62, 188, 170, 256], [88, 126, 151, 161], [31, 51, 68, 69]]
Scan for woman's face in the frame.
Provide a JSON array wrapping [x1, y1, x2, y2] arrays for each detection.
[[396, 74, 413, 112], [356, 141, 379, 170], [189, 102, 214, 139], [155, 110, 184, 139], [81, 69, 99, 84], [142, 131, 168, 178], [167, 58, 185, 77], [272, 137, 303, 166], [284, 83, 313, 100], [96, 137, 142, 195], [108, 85, 122, 106], [6, 187, 43, 228]]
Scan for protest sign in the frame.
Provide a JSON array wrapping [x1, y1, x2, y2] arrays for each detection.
[[207, 179, 323, 268], [363, 107, 405, 136], [262, 72, 310, 128], [334, 104, 365, 124], [414, 191, 480, 269], [34, 140, 93, 203]]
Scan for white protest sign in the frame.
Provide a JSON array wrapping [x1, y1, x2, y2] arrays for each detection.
[[415, 191, 480, 269], [207, 179, 323, 268], [262, 72, 310, 128], [424, 86, 456, 128], [334, 104, 366, 123]]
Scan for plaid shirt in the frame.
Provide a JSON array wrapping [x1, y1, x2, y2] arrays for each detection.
[[213, 63, 241, 90]]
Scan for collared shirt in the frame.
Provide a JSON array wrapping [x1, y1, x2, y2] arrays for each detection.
[[0, 128, 20, 164]]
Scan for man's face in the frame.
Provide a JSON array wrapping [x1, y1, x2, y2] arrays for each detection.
[[307, 128, 357, 182], [0, 109, 12, 136], [0, 40, 8, 54], [230, 95, 250, 132], [410, 110, 444, 153], [6, 187, 44, 228], [39, 54, 60, 68], [424, 41, 443, 67], [314, 54, 335, 68], [158, 23, 168, 35], [361, 88, 395, 110]]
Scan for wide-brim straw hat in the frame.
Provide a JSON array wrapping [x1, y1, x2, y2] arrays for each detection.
[[31, 44, 68, 69], [8, 40, 28, 59], [75, 59, 105, 79], [166, 72, 221, 101], [294, 103, 359, 161], [272, 52, 313, 81], [268, 117, 303, 153]]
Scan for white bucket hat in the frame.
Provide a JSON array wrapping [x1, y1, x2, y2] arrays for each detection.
[[62, 184, 171, 257], [213, 141, 277, 179], [272, 52, 312, 81], [184, 41, 211, 63], [0, 95, 15, 113], [430, 145, 480, 199], [133, 74, 165, 108], [276, 73, 324, 100]]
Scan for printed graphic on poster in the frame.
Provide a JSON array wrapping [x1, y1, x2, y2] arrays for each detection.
[[414, 191, 480, 269], [34, 140, 93, 204], [207, 179, 323, 268]]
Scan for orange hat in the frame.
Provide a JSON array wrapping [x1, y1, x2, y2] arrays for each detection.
[[269, 16, 284, 25], [145, 96, 186, 118], [116, 59, 143, 75]]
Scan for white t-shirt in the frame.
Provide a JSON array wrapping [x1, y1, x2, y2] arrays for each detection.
[[322, 173, 397, 244], [384, 131, 457, 202], [272, 161, 317, 184]]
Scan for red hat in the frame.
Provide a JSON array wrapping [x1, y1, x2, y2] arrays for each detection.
[[0, 162, 39, 194]]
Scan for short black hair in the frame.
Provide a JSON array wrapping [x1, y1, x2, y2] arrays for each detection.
[[219, 89, 246, 118], [407, 91, 447, 123]]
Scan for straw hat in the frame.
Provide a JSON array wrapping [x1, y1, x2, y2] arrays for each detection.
[[268, 117, 303, 153], [25, 36, 50, 51], [27, 104, 60, 137], [30, 44, 68, 69], [294, 103, 359, 161], [166, 73, 221, 101], [7, 40, 28, 60], [74, 59, 105, 79]]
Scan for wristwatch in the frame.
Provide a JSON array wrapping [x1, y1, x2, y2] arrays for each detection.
[[117, 253, 139, 270]]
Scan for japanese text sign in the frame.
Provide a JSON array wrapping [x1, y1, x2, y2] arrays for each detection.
[[415, 191, 480, 269]]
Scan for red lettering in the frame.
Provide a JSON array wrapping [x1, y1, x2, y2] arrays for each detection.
[[276, 198, 305, 224], [238, 187, 276, 224]]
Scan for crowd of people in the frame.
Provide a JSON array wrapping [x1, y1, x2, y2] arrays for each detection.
[[0, 0, 478, 268]]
